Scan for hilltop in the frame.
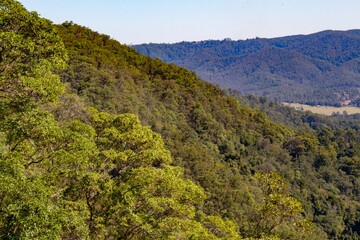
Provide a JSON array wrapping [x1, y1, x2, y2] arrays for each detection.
[[134, 30, 360, 106]]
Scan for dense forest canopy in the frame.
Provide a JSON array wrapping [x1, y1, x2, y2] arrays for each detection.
[[0, 1, 359, 239], [57, 20, 360, 240]]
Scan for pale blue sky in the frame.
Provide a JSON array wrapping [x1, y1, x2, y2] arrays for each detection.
[[20, 0, 360, 44]]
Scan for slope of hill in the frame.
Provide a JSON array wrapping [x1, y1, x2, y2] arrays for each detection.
[[1, 1, 359, 238], [133, 30, 360, 106], [56, 23, 360, 239]]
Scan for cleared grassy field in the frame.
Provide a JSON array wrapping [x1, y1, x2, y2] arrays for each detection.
[[284, 103, 360, 116]]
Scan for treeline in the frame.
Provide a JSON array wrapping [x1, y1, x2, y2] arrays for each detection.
[[0, 1, 359, 239]]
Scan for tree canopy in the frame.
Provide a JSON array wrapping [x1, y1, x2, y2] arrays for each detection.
[[0, 1, 241, 239], [1, 1, 359, 239]]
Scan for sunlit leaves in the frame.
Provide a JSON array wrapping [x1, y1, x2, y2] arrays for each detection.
[[0, 0, 66, 115]]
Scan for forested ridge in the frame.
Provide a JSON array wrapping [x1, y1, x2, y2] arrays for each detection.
[[134, 30, 360, 107], [0, 1, 359, 239]]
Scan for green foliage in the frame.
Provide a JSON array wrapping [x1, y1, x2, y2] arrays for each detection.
[[1, 2, 244, 239], [54, 22, 360, 239], [0, 0, 66, 109], [1, 1, 360, 239], [251, 173, 304, 236], [0, 162, 64, 239]]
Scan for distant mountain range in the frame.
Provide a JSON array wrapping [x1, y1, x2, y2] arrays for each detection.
[[133, 30, 360, 106]]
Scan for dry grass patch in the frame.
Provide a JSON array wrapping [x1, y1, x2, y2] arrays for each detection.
[[284, 103, 360, 116]]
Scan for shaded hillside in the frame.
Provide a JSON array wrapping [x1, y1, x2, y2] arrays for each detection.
[[133, 30, 360, 106], [57, 23, 360, 239]]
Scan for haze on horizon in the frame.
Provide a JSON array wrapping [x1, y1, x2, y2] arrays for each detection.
[[20, 0, 360, 45]]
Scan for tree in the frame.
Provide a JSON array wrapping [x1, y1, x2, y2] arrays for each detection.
[[85, 109, 241, 239], [246, 173, 322, 239], [0, 0, 67, 112], [0, 1, 74, 238]]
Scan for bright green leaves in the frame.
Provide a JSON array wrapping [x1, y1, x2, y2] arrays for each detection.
[[0, 172, 63, 239], [246, 172, 319, 239], [90, 109, 172, 170], [200, 214, 241, 240], [0, 2, 90, 236], [255, 172, 303, 227], [0, 0, 66, 115], [0, 161, 90, 240], [0, 0, 67, 177], [109, 165, 207, 239], [0, 0, 67, 71], [0, 97, 240, 239], [20, 60, 64, 103], [0, 113, 94, 239], [85, 109, 237, 239]]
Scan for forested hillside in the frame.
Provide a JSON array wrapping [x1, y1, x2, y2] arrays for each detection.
[[134, 31, 360, 106], [57, 23, 360, 239], [1, 1, 359, 239], [0, 1, 239, 239]]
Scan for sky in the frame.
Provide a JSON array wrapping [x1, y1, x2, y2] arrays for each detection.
[[20, 0, 360, 45]]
